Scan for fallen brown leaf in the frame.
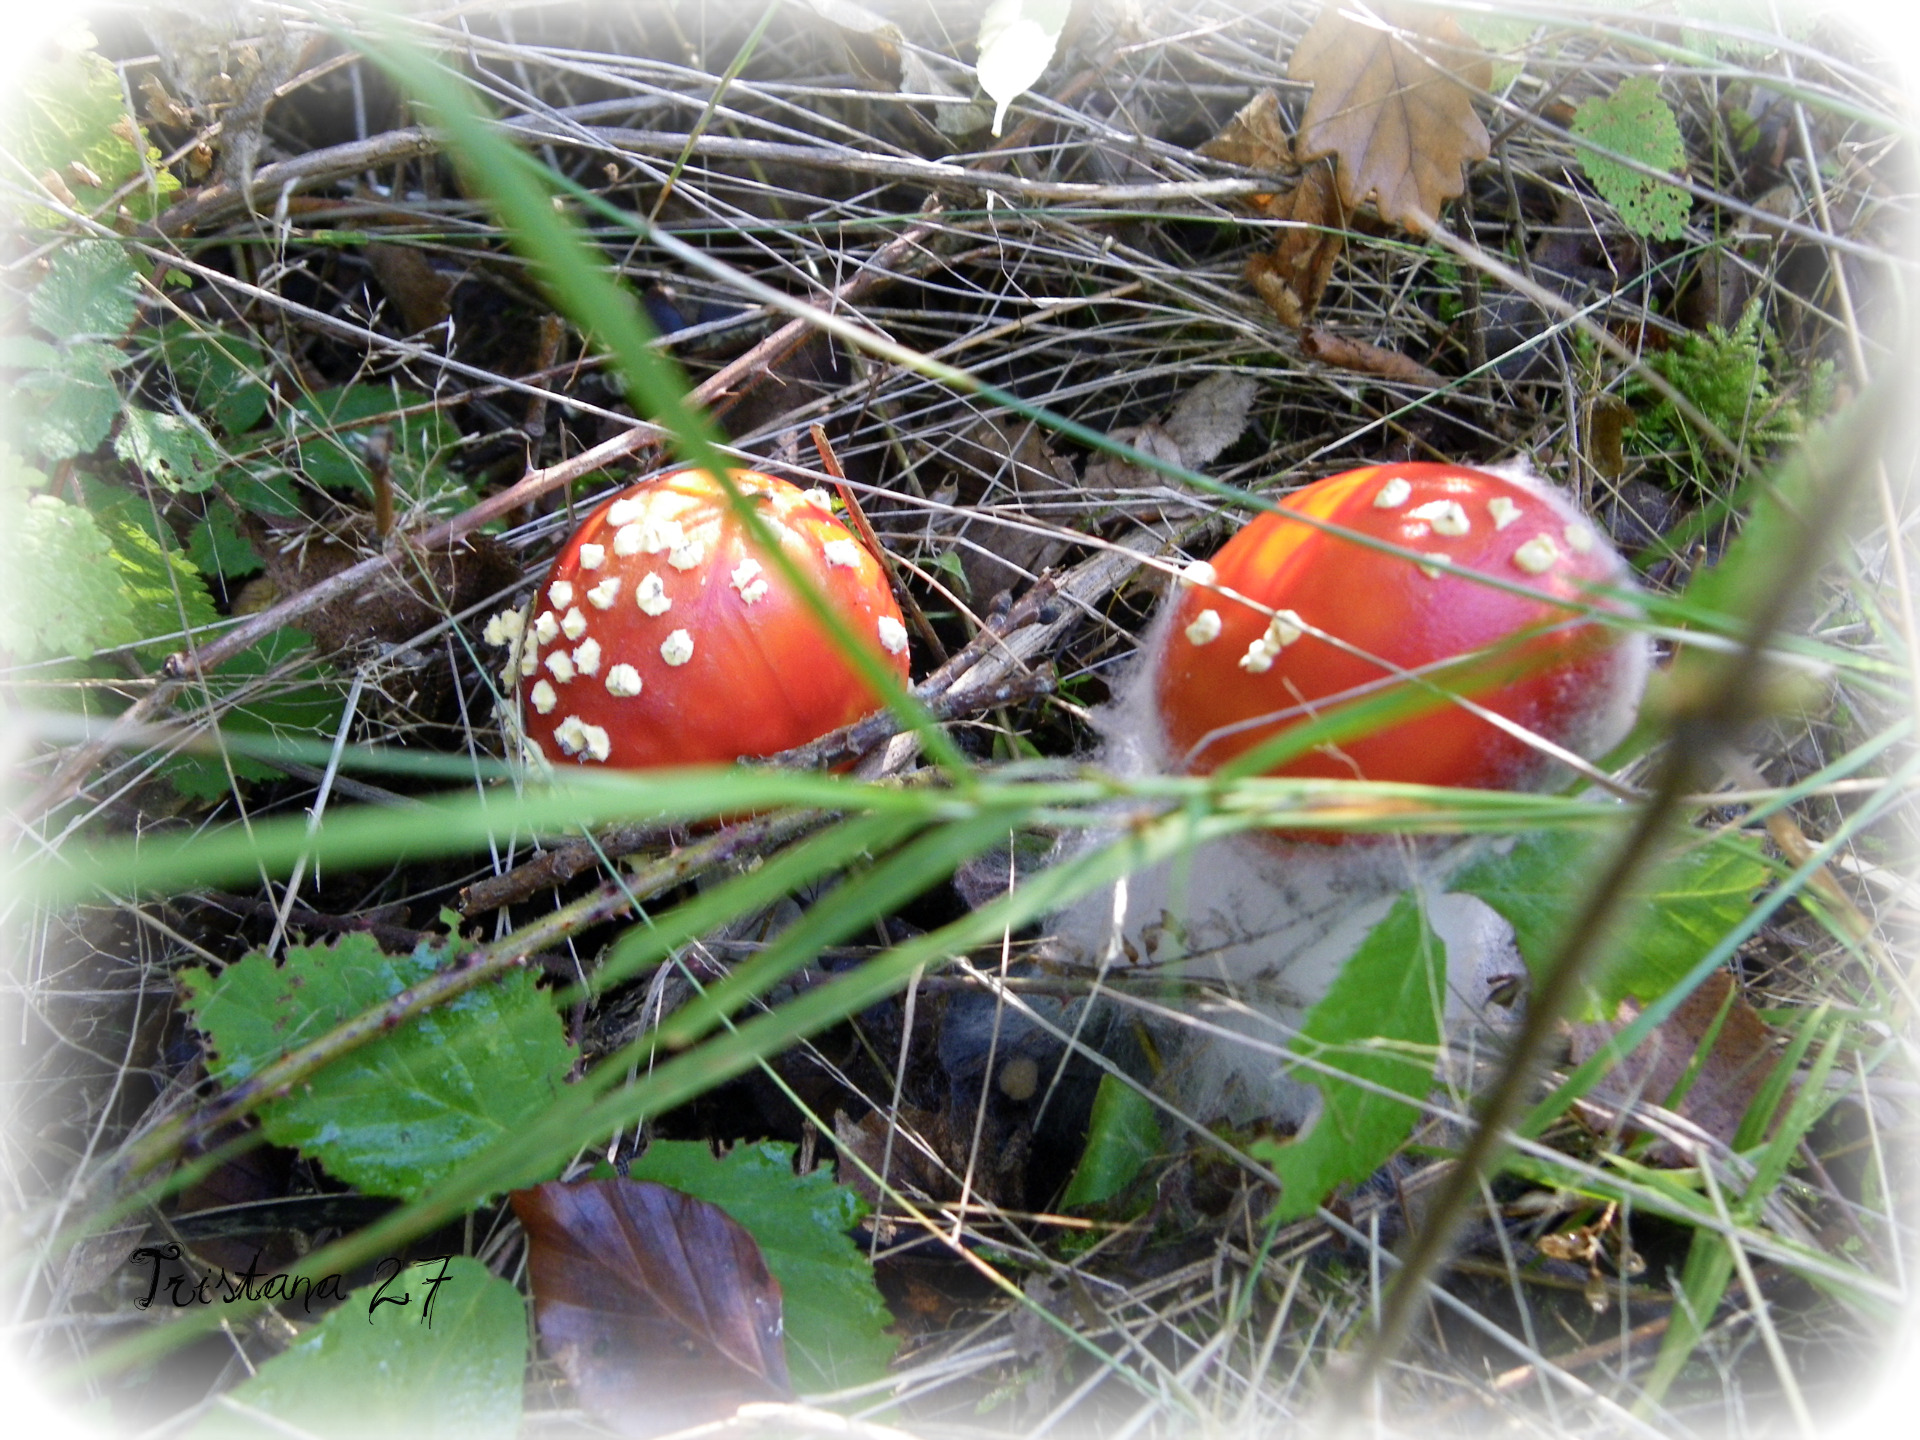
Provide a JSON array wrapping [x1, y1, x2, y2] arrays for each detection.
[[1249, 158, 1349, 326], [1083, 373, 1260, 502], [1199, 88, 1293, 170], [1299, 327, 1443, 387], [1289, 1, 1491, 232], [1566, 970, 1784, 1164], [513, 1178, 792, 1438]]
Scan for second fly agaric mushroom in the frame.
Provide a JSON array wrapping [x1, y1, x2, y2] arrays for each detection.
[[486, 468, 910, 768], [1151, 461, 1647, 797]]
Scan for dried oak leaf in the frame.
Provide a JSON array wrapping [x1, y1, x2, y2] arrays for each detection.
[[1199, 88, 1293, 170], [1289, 1, 1491, 233], [1566, 970, 1785, 1165], [513, 1178, 792, 1438]]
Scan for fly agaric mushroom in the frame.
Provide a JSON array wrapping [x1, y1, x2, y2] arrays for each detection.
[[1151, 461, 1647, 798], [489, 468, 910, 768]]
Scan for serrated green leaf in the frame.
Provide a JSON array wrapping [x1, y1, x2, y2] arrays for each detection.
[[1450, 829, 1771, 1017], [162, 628, 344, 800], [30, 238, 140, 338], [0, 335, 59, 369], [116, 405, 222, 492], [186, 1256, 525, 1440], [272, 382, 471, 514], [0, 450, 133, 660], [627, 1139, 896, 1391], [84, 481, 220, 654], [1060, 1072, 1163, 1210], [181, 933, 576, 1200], [155, 321, 272, 434], [1250, 894, 1442, 1224], [12, 29, 178, 222], [1573, 77, 1691, 241], [187, 501, 264, 580], [15, 341, 124, 459]]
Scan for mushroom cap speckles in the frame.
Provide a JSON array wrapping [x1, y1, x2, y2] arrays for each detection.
[[533, 611, 560, 645], [1372, 476, 1413, 509], [730, 558, 767, 605], [1181, 558, 1218, 587], [519, 468, 911, 769], [483, 608, 526, 647], [1564, 523, 1594, 554], [548, 580, 574, 609], [635, 572, 672, 616], [530, 678, 558, 714], [561, 607, 588, 641], [1513, 533, 1560, 574], [1407, 498, 1470, 536], [660, 628, 694, 666], [544, 650, 576, 684], [577, 543, 606, 570], [1152, 460, 1647, 797], [1185, 608, 1223, 645]]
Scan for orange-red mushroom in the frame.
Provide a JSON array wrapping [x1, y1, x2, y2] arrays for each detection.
[[493, 468, 910, 769], [1151, 462, 1647, 795]]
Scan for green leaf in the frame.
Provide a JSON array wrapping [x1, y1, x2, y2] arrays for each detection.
[[116, 406, 222, 492], [264, 382, 471, 513], [0, 448, 132, 661], [155, 321, 272, 434], [627, 1139, 897, 1391], [12, 27, 179, 222], [187, 501, 264, 580], [1450, 829, 1771, 1017], [181, 933, 577, 1200], [84, 481, 220, 655], [15, 341, 124, 459], [30, 238, 140, 338], [1572, 76, 1691, 240], [186, 1256, 525, 1440], [1060, 1073, 1163, 1210], [161, 628, 345, 800], [1250, 894, 1443, 1224], [975, 0, 1071, 136]]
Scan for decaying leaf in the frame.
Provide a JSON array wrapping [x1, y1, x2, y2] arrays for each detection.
[[1199, 87, 1293, 170], [513, 1178, 792, 1438], [919, 411, 1078, 599], [1083, 373, 1260, 503], [1249, 159, 1349, 327], [364, 243, 456, 334], [1566, 970, 1784, 1164], [1200, 93, 1350, 326], [1299, 327, 1444, 387], [1289, 1, 1492, 232]]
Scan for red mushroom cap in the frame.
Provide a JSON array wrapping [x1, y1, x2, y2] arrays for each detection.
[[504, 468, 911, 769], [1152, 461, 1646, 793]]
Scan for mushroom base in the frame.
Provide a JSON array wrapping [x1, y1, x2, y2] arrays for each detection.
[[1045, 672, 1529, 1129]]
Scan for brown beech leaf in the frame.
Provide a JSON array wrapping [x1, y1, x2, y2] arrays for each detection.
[[1566, 970, 1785, 1165], [513, 1178, 792, 1438], [1289, 1, 1491, 232]]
